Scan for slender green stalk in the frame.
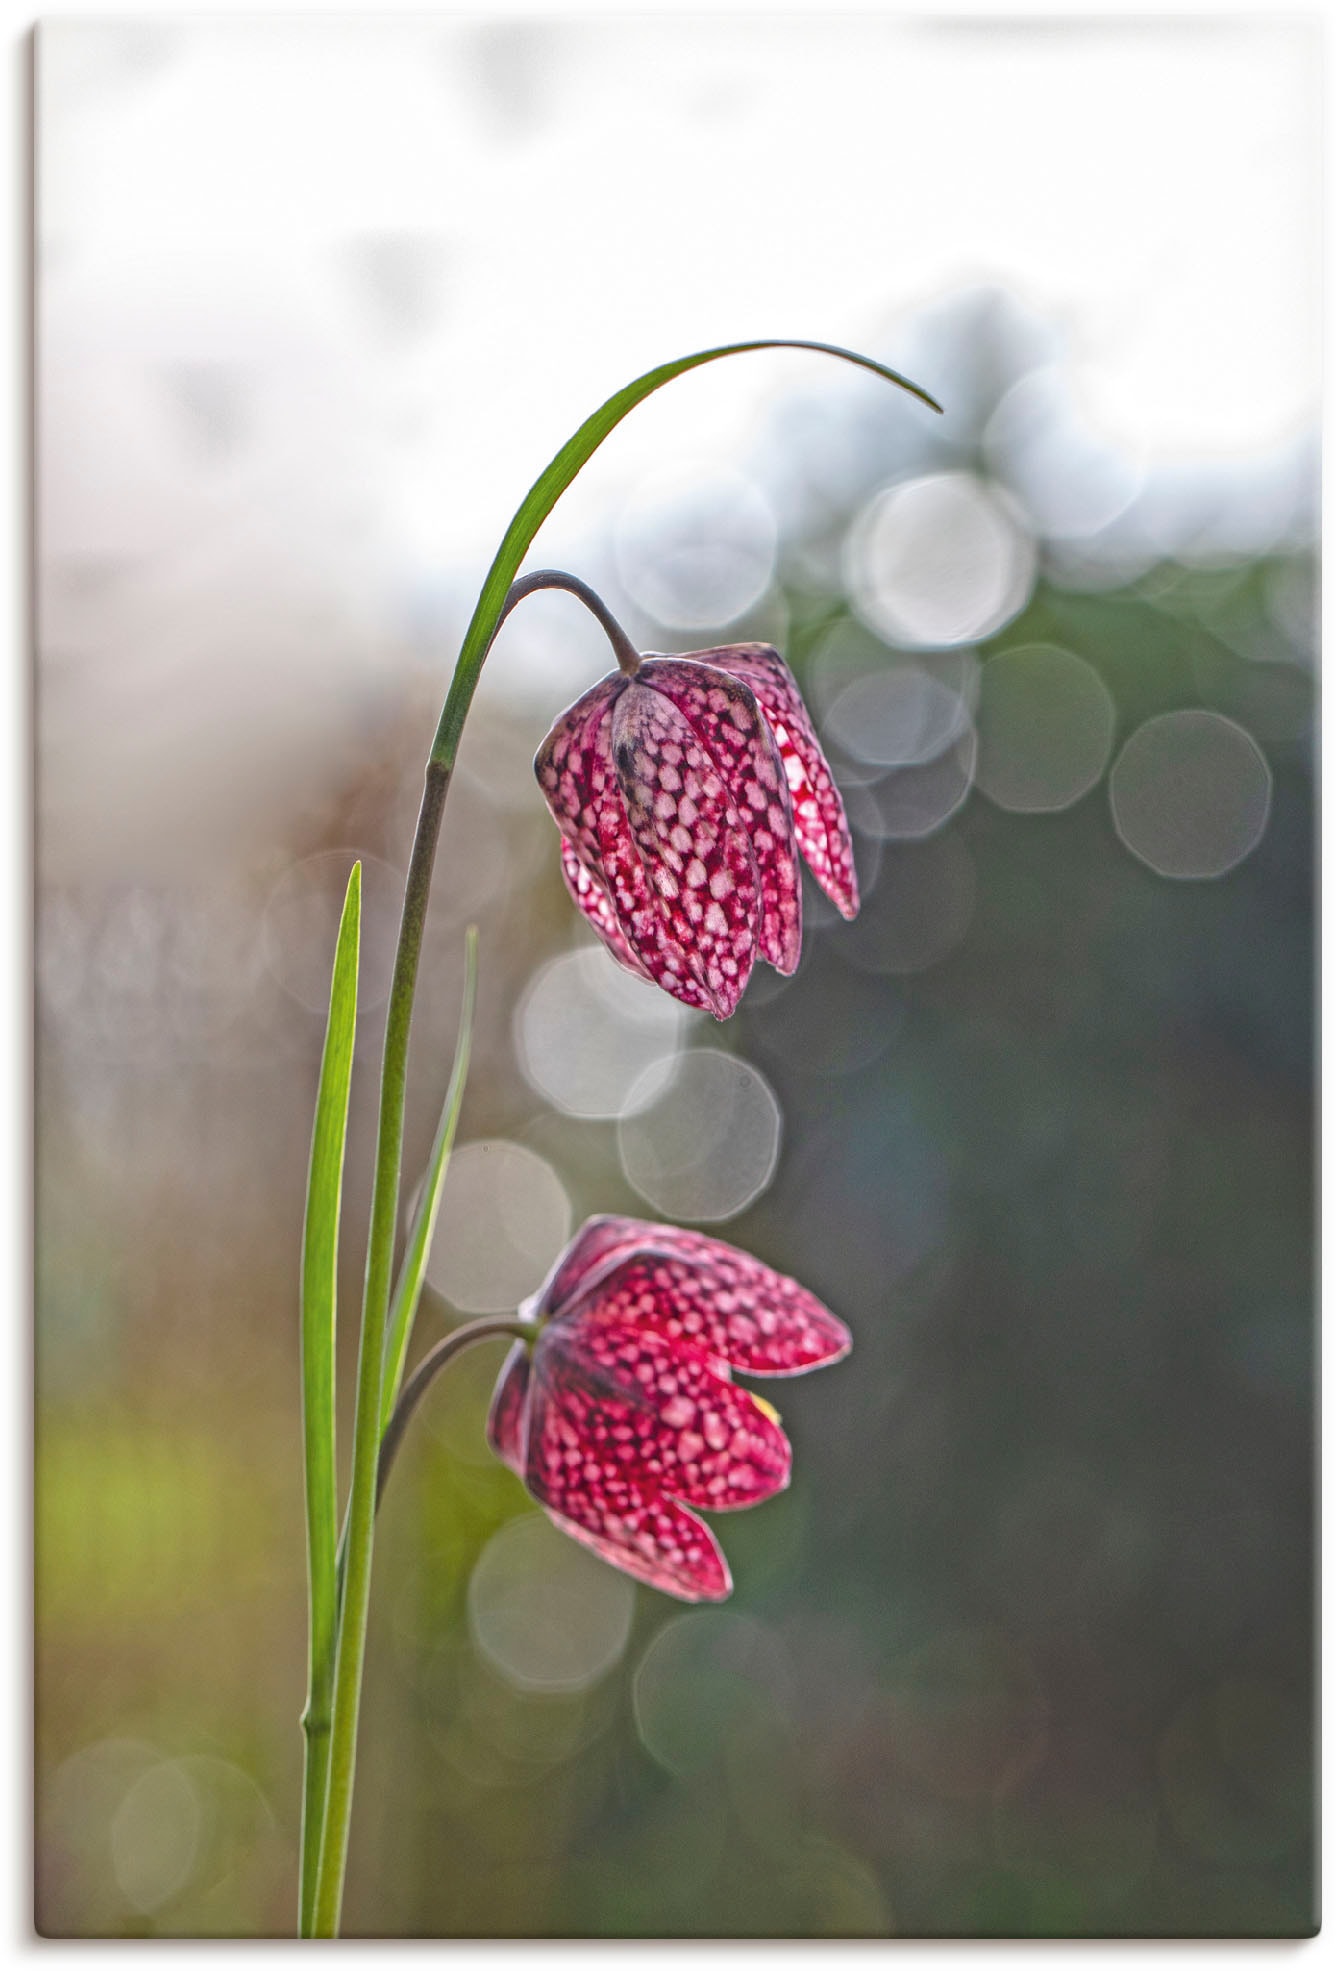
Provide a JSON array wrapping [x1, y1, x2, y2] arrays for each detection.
[[380, 927, 480, 1433], [307, 338, 939, 1936], [298, 864, 360, 1938], [310, 766, 447, 1937]]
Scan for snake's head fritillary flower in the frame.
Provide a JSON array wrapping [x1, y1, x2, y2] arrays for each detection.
[[485, 1215, 851, 1601], [535, 643, 859, 1018]]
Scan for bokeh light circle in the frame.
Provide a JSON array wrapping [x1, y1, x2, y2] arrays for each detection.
[[110, 1759, 202, 1914], [426, 1139, 571, 1312], [846, 472, 1037, 649], [614, 464, 778, 631], [618, 1048, 781, 1222], [983, 364, 1145, 542], [515, 945, 689, 1120], [1109, 710, 1272, 878], [468, 1512, 635, 1694], [824, 657, 975, 769], [866, 730, 978, 840], [633, 1611, 794, 1778], [973, 643, 1116, 813]]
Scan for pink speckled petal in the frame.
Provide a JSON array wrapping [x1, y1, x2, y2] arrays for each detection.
[[523, 1320, 783, 1597], [559, 839, 655, 983], [550, 1317, 790, 1510], [703, 643, 860, 919], [565, 1241, 852, 1377], [533, 673, 626, 868], [526, 1328, 734, 1599], [538, 681, 715, 1013], [611, 681, 762, 1018], [638, 658, 802, 975], [485, 1342, 531, 1477], [592, 794, 719, 1014], [539, 1214, 652, 1316], [539, 1494, 730, 1603]]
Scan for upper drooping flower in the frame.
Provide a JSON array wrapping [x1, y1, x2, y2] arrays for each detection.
[[534, 644, 859, 1018], [486, 1214, 851, 1602]]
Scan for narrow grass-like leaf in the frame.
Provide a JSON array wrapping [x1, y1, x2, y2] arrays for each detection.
[[298, 862, 360, 1937], [379, 925, 478, 1433], [429, 339, 941, 773]]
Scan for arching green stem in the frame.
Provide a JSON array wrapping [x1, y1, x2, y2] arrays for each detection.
[[429, 339, 940, 778], [308, 337, 940, 1937], [497, 568, 643, 676], [377, 1317, 533, 1508]]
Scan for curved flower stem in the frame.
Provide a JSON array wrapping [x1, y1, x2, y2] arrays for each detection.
[[496, 569, 642, 676], [327, 1315, 533, 1629], [376, 1317, 533, 1508]]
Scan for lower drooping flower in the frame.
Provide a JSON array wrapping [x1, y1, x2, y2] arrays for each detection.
[[485, 1215, 851, 1601], [535, 643, 859, 1019]]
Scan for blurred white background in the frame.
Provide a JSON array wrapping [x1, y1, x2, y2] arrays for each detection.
[[37, 13, 1319, 877]]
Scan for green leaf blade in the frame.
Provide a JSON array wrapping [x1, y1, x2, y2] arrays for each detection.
[[380, 925, 479, 1433], [298, 860, 361, 1935]]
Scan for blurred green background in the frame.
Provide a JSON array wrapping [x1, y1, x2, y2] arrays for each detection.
[[36, 286, 1315, 1937]]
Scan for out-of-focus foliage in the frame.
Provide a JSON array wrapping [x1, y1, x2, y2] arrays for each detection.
[[36, 292, 1314, 1936]]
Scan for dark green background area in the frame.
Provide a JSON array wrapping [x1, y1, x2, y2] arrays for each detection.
[[36, 302, 1315, 1937]]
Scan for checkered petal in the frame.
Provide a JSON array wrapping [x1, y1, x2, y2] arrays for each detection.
[[539, 1494, 730, 1602], [704, 643, 860, 919], [525, 1336, 732, 1601], [539, 1216, 850, 1374], [538, 1213, 651, 1316], [532, 1320, 790, 1511], [534, 673, 625, 867], [536, 678, 716, 1011], [610, 680, 762, 1018], [561, 1241, 851, 1378], [518, 1315, 787, 1599], [637, 658, 802, 974], [558, 840, 654, 983]]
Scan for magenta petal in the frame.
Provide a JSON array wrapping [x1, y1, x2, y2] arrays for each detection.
[[538, 1495, 731, 1602], [539, 1216, 851, 1375], [610, 680, 762, 1018], [537, 681, 714, 1012], [637, 658, 802, 975], [485, 1342, 531, 1476], [703, 643, 860, 919], [564, 1241, 852, 1377], [540, 1214, 653, 1316], [559, 840, 655, 984], [593, 786, 719, 1014], [524, 1328, 742, 1598], [533, 673, 625, 869], [559, 1317, 790, 1509]]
